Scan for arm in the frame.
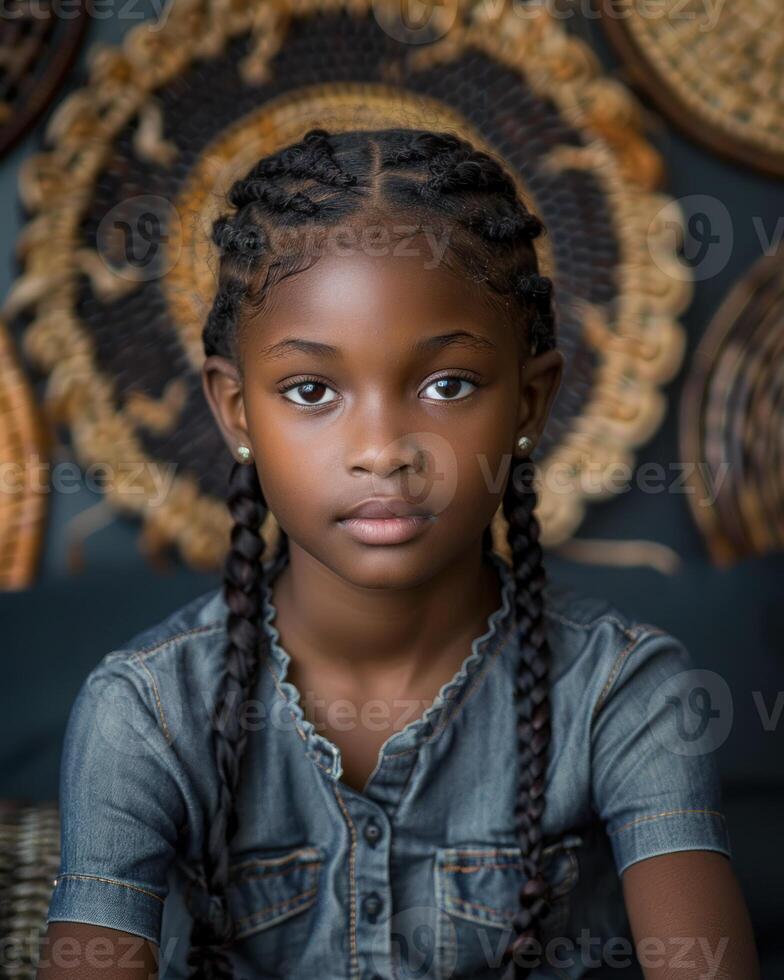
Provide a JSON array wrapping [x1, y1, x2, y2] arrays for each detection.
[[37, 923, 159, 980], [622, 850, 760, 979], [42, 661, 189, 972], [591, 627, 756, 977]]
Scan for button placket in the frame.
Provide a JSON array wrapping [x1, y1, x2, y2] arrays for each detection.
[[338, 789, 395, 978]]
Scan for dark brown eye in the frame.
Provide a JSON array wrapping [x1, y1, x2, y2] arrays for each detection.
[[422, 377, 477, 401], [281, 380, 338, 407]]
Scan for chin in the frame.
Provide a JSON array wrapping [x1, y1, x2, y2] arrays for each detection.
[[322, 528, 447, 591]]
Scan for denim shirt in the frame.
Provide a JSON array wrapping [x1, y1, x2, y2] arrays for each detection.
[[46, 549, 732, 979]]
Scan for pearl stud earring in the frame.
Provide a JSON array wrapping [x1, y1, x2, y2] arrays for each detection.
[[237, 444, 252, 462], [516, 435, 533, 455]]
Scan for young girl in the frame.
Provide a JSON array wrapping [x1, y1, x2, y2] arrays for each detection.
[[41, 128, 759, 980]]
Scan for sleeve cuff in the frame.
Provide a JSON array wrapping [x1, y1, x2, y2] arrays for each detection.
[[46, 872, 164, 945], [607, 807, 733, 877]]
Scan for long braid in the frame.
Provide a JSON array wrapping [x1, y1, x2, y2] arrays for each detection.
[[186, 459, 268, 979], [196, 126, 558, 976], [501, 459, 553, 977]]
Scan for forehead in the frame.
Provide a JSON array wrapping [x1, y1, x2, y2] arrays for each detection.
[[251, 249, 509, 346]]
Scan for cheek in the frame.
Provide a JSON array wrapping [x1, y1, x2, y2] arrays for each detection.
[[247, 409, 335, 518], [452, 406, 515, 493], [454, 444, 510, 516]]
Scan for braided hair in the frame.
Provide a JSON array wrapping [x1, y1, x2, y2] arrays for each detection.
[[195, 128, 558, 979]]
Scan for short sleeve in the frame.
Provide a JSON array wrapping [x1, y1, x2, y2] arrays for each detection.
[[591, 628, 733, 876], [46, 659, 187, 943]]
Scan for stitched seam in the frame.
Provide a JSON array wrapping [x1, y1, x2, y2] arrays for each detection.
[[543, 607, 640, 635], [384, 617, 517, 760], [264, 662, 339, 775], [444, 847, 521, 859], [230, 851, 320, 874], [448, 896, 513, 918], [591, 631, 642, 722], [333, 785, 359, 980], [235, 861, 321, 882], [235, 887, 317, 928], [128, 623, 225, 662], [441, 863, 524, 872], [132, 653, 171, 744], [609, 808, 728, 837], [53, 873, 163, 904]]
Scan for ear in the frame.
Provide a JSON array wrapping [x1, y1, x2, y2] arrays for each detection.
[[514, 349, 564, 454], [201, 355, 251, 464]]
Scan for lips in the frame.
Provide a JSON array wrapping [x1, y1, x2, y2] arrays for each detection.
[[337, 497, 432, 520], [336, 497, 436, 545]]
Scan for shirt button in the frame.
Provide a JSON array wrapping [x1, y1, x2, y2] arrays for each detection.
[[363, 817, 382, 846], [363, 891, 383, 922]]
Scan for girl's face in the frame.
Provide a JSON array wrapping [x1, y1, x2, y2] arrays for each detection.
[[203, 236, 563, 590]]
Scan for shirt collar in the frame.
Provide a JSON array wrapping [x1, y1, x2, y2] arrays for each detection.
[[259, 547, 516, 780]]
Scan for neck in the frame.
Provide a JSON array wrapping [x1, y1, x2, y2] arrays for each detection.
[[267, 539, 503, 691]]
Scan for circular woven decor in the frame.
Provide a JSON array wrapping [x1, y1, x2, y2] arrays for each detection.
[[680, 252, 784, 566], [0, 320, 49, 590], [600, 0, 784, 178], [3, 0, 690, 571], [0, 0, 89, 159]]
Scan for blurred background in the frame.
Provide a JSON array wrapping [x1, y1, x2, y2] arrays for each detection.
[[1, 0, 782, 976]]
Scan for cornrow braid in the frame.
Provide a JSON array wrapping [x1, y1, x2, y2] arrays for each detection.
[[468, 199, 544, 244], [210, 221, 267, 258], [381, 130, 463, 166], [247, 128, 359, 188], [420, 153, 517, 202], [228, 179, 320, 215], [198, 126, 558, 977]]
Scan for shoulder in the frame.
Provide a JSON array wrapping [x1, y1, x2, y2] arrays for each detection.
[[84, 584, 229, 699], [540, 578, 692, 720], [543, 578, 644, 636], [70, 585, 230, 746], [108, 584, 227, 664], [538, 585, 733, 876]]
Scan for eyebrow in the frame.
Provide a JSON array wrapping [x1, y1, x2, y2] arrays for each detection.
[[258, 330, 497, 361]]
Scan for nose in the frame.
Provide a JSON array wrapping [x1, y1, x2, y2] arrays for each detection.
[[345, 396, 424, 480]]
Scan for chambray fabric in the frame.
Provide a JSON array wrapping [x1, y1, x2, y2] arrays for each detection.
[[46, 548, 732, 979]]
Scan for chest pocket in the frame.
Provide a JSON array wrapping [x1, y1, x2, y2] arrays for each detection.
[[185, 845, 323, 977], [433, 835, 582, 980]]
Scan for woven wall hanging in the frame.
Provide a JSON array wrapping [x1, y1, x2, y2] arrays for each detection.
[[2, 0, 689, 572], [600, 0, 784, 178], [0, 320, 49, 589], [680, 251, 784, 566], [0, 0, 89, 159]]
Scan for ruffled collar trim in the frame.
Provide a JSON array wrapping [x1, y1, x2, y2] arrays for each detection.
[[259, 548, 516, 777]]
